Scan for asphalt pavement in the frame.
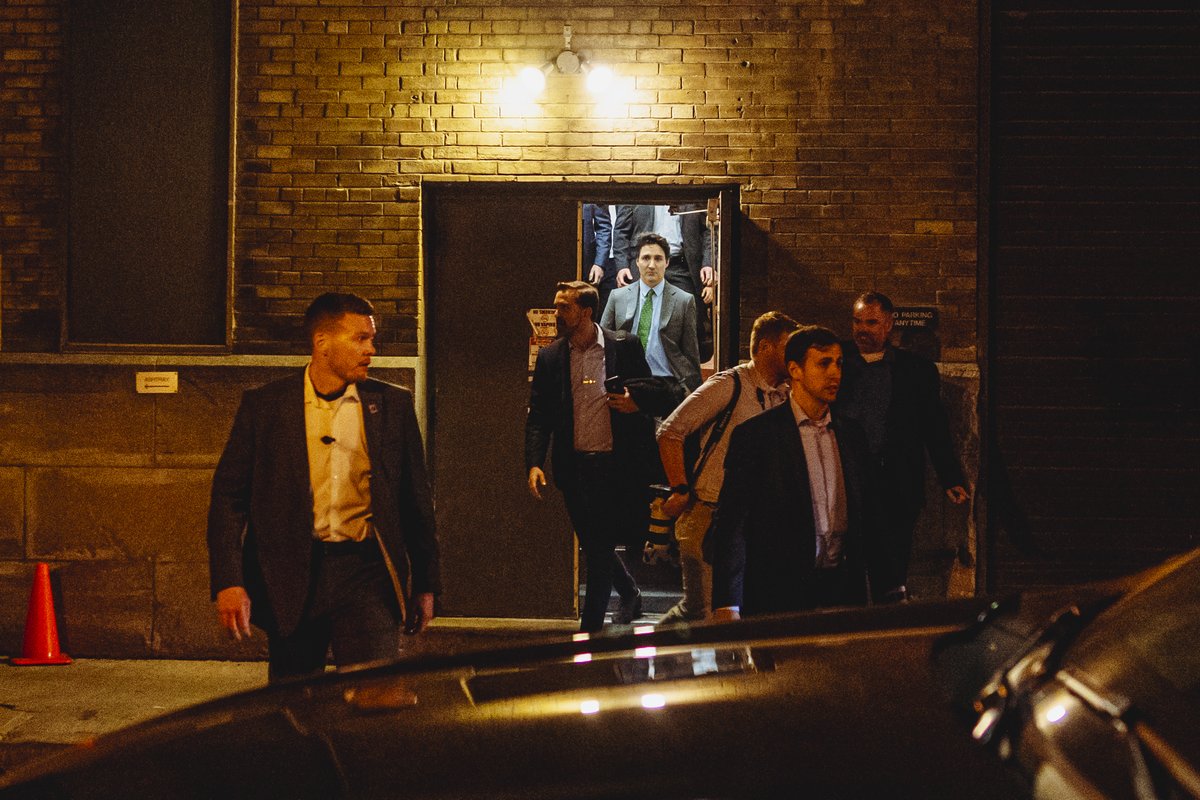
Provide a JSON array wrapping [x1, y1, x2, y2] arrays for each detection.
[[0, 602, 670, 777], [0, 658, 267, 773]]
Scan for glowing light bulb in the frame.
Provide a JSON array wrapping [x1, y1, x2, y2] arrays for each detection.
[[586, 65, 614, 95], [518, 66, 546, 96]]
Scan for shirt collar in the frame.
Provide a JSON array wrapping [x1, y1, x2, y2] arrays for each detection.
[[747, 360, 786, 394], [790, 395, 832, 429], [569, 324, 605, 353], [304, 363, 361, 407], [858, 345, 894, 365], [638, 280, 660, 296]]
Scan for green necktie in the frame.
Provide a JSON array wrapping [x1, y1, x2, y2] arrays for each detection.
[[636, 288, 655, 348]]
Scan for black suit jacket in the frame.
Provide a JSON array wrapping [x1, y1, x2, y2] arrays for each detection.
[[612, 204, 711, 288], [711, 403, 881, 616], [525, 327, 658, 496], [207, 373, 441, 637], [838, 344, 966, 516], [582, 203, 615, 283]]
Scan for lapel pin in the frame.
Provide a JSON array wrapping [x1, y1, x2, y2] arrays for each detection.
[[368, 402, 379, 415]]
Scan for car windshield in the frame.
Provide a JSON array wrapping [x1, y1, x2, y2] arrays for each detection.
[[1061, 553, 1200, 764]]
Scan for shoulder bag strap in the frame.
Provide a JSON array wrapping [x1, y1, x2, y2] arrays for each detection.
[[690, 369, 742, 482]]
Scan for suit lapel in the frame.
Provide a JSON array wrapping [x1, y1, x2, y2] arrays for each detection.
[[775, 405, 812, 513], [359, 383, 384, 460], [559, 338, 573, 406], [619, 286, 637, 330], [769, 404, 817, 572], [601, 328, 618, 380], [657, 283, 676, 329], [280, 374, 310, 493]]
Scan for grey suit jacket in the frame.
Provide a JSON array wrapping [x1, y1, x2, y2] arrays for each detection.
[[600, 280, 701, 391], [206, 373, 441, 637]]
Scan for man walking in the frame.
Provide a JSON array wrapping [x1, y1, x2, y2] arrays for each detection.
[[526, 281, 657, 632], [711, 326, 881, 620], [655, 311, 799, 624], [207, 292, 440, 682], [601, 232, 701, 393], [612, 203, 714, 360], [837, 292, 969, 601]]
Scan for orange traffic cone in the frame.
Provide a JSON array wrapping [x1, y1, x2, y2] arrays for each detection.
[[10, 562, 72, 666]]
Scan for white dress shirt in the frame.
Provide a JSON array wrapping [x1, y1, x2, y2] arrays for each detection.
[[304, 365, 373, 543], [790, 399, 848, 569]]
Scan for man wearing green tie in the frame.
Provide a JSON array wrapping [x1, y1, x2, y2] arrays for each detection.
[[600, 232, 702, 394]]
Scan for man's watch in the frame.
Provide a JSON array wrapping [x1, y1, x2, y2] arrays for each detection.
[[670, 484, 690, 495]]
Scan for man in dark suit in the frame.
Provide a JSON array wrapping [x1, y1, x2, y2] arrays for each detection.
[[711, 326, 882, 620], [612, 203, 714, 361], [207, 292, 440, 682], [601, 232, 701, 393], [526, 281, 657, 632], [582, 203, 616, 313], [837, 292, 969, 602]]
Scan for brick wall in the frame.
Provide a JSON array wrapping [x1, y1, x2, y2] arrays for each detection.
[[4, 0, 978, 358], [0, 0, 64, 351]]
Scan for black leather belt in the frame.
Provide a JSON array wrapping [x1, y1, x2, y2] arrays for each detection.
[[317, 538, 376, 556], [576, 450, 613, 459]]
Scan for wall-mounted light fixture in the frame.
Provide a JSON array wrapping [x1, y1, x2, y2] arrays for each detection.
[[515, 24, 615, 98]]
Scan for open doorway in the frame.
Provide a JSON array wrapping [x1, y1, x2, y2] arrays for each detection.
[[581, 200, 724, 375], [425, 183, 738, 624]]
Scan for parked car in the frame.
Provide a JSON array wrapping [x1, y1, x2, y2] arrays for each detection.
[[939, 548, 1200, 800], [0, 549, 1196, 799]]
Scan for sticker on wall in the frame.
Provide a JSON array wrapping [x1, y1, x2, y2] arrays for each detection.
[[892, 307, 938, 330], [527, 309, 557, 380]]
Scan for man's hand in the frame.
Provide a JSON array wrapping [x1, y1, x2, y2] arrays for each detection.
[[588, 265, 604, 284], [616, 268, 634, 287], [405, 592, 435, 635], [945, 485, 970, 504], [663, 490, 690, 518], [710, 607, 740, 624], [607, 389, 640, 414], [528, 467, 547, 500], [216, 586, 252, 641], [700, 266, 716, 304]]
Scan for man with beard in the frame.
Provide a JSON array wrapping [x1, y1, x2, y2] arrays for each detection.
[[526, 281, 658, 632], [208, 293, 441, 682], [837, 292, 969, 602]]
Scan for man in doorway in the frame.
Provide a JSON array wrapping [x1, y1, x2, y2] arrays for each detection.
[[583, 203, 617, 314], [711, 326, 881, 620], [655, 311, 799, 625], [207, 292, 441, 682], [837, 292, 970, 602], [613, 203, 714, 361], [526, 281, 658, 632], [601, 232, 701, 394]]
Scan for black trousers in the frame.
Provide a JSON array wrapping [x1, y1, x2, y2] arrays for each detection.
[[802, 564, 859, 610], [267, 541, 401, 683], [561, 453, 641, 633], [665, 254, 712, 361]]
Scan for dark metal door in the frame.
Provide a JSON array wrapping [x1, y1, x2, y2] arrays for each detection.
[[425, 184, 580, 619]]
